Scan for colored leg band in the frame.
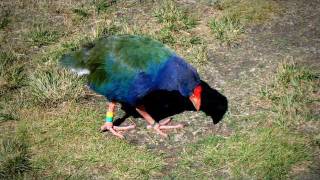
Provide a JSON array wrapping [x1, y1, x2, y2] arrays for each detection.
[[106, 112, 113, 117], [105, 117, 113, 123], [105, 112, 113, 123]]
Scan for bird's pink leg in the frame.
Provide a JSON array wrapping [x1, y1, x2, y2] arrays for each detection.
[[136, 105, 184, 137], [100, 101, 136, 139]]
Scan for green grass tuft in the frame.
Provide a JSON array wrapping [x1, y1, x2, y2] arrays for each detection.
[[216, 0, 279, 24], [154, 0, 197, 31], [261, 61, 320, 127], [94, 0, 116, 13], [156, 27, 176, 45], [153, 0, 197, 45], [189, 36, 203, 45], [27, 25, 61, 47], [276, 62, 318, 87], [209, 0, 279, 44], [0, 11, 10, 30], [0, 130, 32, 179], [0, 113, 18, 123], [0, 51, 25, 91], [97, 24, 122, 37], [73, 7, 91, 20], [209, 16, 244, 44], [188, 44, 208, 65], [0, 51, 16, 79], [28, 67, 85, 106]]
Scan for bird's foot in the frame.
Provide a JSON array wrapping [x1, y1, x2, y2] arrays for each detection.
[[100, 122, 136, 139], [147, 118, 184, 137]]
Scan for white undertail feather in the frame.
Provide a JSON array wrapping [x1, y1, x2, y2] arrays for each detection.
[[71, 68, 90, 76]]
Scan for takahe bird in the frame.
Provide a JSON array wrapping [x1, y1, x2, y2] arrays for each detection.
[[60, 35, 202, 138]]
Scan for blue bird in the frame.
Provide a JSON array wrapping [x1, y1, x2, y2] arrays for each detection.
[[60, 35, 202, 138]]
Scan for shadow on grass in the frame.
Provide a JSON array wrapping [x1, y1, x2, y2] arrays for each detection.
[[114, 80, 228, 125]]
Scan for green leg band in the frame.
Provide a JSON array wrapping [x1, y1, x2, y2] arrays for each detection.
[[105, 117, 113, 123]]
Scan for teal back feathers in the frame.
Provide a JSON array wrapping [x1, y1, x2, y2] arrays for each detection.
[[85, 35, 173, 84]]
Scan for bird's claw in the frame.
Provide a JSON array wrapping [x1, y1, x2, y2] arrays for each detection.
[[147, 118, 184, 137], [146, 118, 171, 129], [100, 123, 136, 139], [153, 123, 168, 138]]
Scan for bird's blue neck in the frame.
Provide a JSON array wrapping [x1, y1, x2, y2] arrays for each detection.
[[154, 56, 200, 97]]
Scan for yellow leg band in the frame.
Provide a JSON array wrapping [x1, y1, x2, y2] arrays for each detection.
[[106, 112, 113, 118]]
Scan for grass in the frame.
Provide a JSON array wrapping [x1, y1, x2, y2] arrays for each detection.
[[189, 36, 203, 45], [0, 51, 16, 80], [187, 44, 208, 65], [153, 0, 197, 31], [0, 113, 17, 123], [27, 25, 61, 47], [96, 23, 122, 37], [157, 27, 176, 45], [94, 0, 116, 14], [28, 66, 85, 106], [210, 0, 279, 44], [0, 11, 10, 30], [0, 128, 32, 179], [18, 104, 164, 178], [153, 0, 197, 45], [0, 51, 25, 91], [209, 16, 244, 44], [216, 0, 279, 24], [176, 127, 309, 179], [73, 7, 91, 20], [261, 61, 320, 127]]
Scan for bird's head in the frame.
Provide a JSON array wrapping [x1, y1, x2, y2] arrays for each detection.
[[189, 84, 202, 111]]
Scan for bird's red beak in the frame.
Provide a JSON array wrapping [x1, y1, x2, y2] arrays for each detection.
[[189, 85, 202, 111]]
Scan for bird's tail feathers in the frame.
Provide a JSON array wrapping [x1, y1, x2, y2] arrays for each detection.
[[60, 54, 79, 68], [59, 53, 90, 76]]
